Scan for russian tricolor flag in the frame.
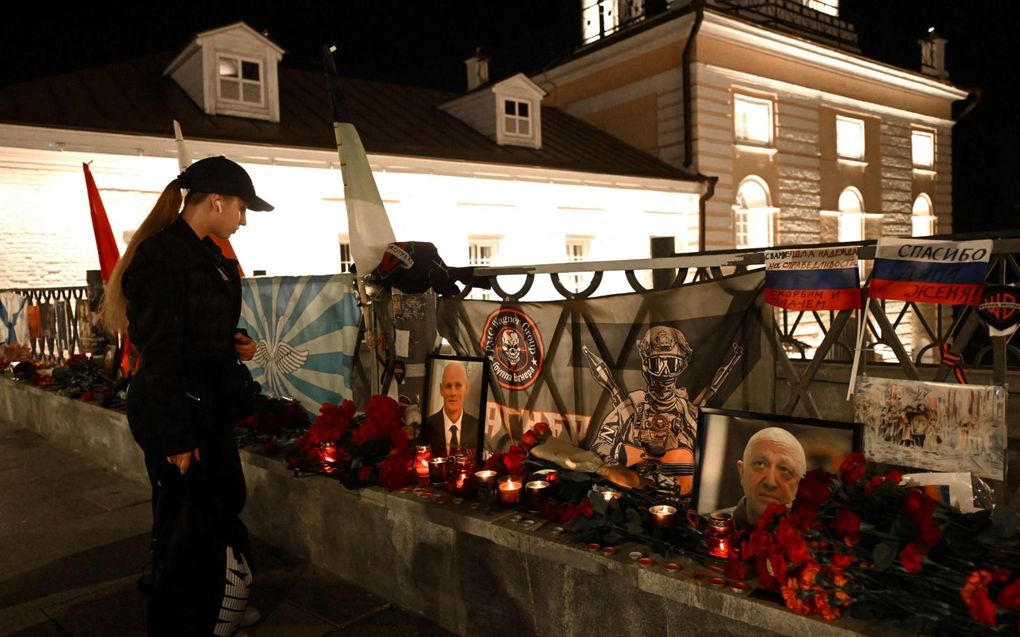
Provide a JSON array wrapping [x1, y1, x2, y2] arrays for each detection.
[[764, 247, 861, 311], [869, 238, 991, 306]]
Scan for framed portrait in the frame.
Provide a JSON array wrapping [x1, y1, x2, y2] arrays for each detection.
[[421, 354, 489, 461], [694, 408, 861, 525]]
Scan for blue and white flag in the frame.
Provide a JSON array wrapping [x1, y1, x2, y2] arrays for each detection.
[[238, 274, 361, 416]]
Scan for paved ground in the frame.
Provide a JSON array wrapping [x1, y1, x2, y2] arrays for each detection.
[[0, 426, 454, 637]]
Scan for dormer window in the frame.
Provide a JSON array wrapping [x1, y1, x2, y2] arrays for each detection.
[[218, 55, 264, 105], [503, 99, 532, 137]]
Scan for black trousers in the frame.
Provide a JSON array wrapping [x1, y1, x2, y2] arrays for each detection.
[[130, 408, 249, 636]]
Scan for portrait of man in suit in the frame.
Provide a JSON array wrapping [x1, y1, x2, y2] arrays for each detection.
[[421, 359, 481, 458]]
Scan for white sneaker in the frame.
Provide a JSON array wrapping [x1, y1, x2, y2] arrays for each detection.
[[240, 605, 261, 627]]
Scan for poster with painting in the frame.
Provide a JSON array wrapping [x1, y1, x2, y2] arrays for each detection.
[[853, 376, 1006, 480]]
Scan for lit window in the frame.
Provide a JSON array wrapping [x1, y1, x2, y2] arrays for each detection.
[[912, 195, 935, 236], [566, 237, 592, 293], [836, 115, 865, 160], [911, 130, 935, 168], [837, 187, 865, 241], [734, 177, 775, 249], [734, 95, 773, 146], [503, 99, 532, 137], [802, 0, 839, 17], [338, 235, 354, 274], [581, 0, 619, 43], [218, 56, 263, 105], [468, 238, 500, 300]]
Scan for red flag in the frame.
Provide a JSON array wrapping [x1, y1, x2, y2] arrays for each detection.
[[210, 235, 245, 277], [83, 163, 120, 282], [82, 163, 133, 376]]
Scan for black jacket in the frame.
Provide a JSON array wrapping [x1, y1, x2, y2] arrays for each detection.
[[123, 217, 243, 456]]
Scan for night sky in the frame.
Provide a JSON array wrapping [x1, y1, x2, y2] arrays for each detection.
[[1, 1, 1015, 232]]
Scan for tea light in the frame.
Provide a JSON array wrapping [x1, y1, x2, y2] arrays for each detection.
[[706, 511, 735, 558], [428, 457, 448, 485], [414, 445, 432, 478], [474, 469, 497, 502], [600, 488, 622, 503], [649, 504, 678, 528], [498, 476, 522, 504], [525, 480, 549, 511]]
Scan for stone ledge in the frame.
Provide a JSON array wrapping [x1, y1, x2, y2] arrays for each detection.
[[1, 378, 895, 637]]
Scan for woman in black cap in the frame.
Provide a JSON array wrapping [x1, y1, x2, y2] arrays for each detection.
[[101, 156, 273, 637]]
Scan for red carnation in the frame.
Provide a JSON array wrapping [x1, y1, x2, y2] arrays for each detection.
[[997, 578, 1020, 610], [967, 586, 999, 628], [776, 518, 811, 565], [899, 541, 927, 573], [797, 470, 833, 506], [520, 430, 538, 449], [833, 507, 862, 542], [365, 395, 403, 433], [839, 452, 867, 485], [532, 422, 551, 441], [918, 517, 943, 547]]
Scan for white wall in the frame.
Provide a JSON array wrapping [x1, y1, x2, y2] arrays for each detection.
[[1, 145, 700, 299]]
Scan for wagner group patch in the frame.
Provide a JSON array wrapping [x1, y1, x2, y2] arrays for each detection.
[[978, 285, 1020, 333], [480, 308, 544, 390]]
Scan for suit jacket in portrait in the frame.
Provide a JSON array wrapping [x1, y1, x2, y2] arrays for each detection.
[[421, 410, 479, 457]]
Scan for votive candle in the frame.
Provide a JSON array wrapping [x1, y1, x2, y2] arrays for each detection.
[[649, 504, 678, 529], [414, 445, 432, 478], [707, 511, 735, 558], [498, 476, 522, 505], [428, 456, 448, 485], [525, 480, 550, 511]]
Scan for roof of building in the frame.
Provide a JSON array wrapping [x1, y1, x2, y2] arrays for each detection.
[[0, 52, 700, 183]]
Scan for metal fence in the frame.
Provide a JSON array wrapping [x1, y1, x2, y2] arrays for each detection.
[[466, 233, 1020, 419]]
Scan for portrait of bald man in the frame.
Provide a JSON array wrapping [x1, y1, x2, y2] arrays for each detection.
[[725, 427, 807, 529], [420, 360, 480, 457]]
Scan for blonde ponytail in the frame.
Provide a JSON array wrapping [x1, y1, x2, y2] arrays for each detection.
[[99, 180, 185, 334]]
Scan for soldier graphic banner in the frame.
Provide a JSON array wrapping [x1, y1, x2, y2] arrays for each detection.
[[437, 270, 773, 502], [238, 273, 362, 418]]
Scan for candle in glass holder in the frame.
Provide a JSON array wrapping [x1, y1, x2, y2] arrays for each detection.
[[649, 504, 678, 528], [498, 476, 522, 505], [448, 454, 474, 495], [525, 480, 549, 511], [414, 445, 432, 479], [474, 470, 497, 502], [428, 457, 448, 485], [319, 442, 337, 464], [706, 511, 735, 558]]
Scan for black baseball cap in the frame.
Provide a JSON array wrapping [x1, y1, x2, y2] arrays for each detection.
[[177, 156, 274, 211]]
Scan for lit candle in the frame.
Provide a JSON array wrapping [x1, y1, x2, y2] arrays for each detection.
[[449, 454, 474, 495], [475, 469, 497, 503], [414, 445, 432, 478], [525, 480, 549, 511], [600, 488, 621, 503], [706, 511, 735, 558], [319, 442, 337, 466], [498, 476, 522, 505], [428, 457, 448, 486], [649, 504, 677, 529]]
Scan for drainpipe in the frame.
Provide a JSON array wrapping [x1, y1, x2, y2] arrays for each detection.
[[682, 0, 710, 251]]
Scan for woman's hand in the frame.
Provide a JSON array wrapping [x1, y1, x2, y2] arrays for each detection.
[[233, 332, 257, 361], [167, 448, 201, 474]]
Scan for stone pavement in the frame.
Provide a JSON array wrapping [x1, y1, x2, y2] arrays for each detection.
[[0, 426, 454, 637]]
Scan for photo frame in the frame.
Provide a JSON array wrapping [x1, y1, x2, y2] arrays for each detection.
[[421, 354, 489, 461], [694, 408, 861, 524]]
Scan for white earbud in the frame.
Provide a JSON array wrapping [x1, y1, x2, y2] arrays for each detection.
[[215, 201, 223, 214]]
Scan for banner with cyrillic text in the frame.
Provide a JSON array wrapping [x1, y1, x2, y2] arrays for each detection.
[[869, 238, 992, 306], [764, 246, 861, 311]]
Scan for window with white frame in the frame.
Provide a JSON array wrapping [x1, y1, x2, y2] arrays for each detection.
[[566, 237, 592, 293], [468, 238, 500, 300], [837, 187, 865, 241], [734, 95, 774, 146], [338, 235, 354, 274], [912, 194, 936, 237], [911, 129, 935, 169], [734, 177, 776, 249], [503, 99, 532, 138], [218, 55, 264, 105], [836, 115, 865, 160]]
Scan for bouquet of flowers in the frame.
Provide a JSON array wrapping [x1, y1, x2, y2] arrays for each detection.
[[736, 452, 1020, 635], [294, 395, 415, 491], [233, 394, 310, 457]]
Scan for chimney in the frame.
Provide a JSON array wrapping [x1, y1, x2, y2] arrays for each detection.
[[464, 47, 490, 91], [919, 29, 949, 80]]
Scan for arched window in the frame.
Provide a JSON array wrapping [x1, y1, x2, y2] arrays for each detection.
[[837, 187, 865, 241], [912, 194, 935, 237], [733, 176, 776, 249]]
